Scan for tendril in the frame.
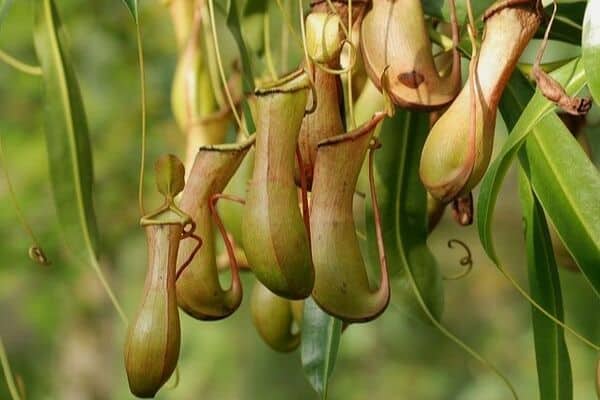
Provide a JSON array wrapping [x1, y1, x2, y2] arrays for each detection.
[[207, 0, 247, 136], [0, 49, 42, 76], [298, 0, 319, 114], [0, 337, 22, 400], [312, 39, 357, 75], [0, 130, 50, 266], [443, 239, 474, 281], [263, 12, 278, 80]]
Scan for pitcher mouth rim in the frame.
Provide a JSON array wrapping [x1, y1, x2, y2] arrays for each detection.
[[317, 111, 385, 148], [254, 69, 310, 96]]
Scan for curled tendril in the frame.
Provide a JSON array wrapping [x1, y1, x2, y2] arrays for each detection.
[[312, 38, 357, 75], [443, 239, 473, 281], [303, 72, 319, 115], [28, 246, 50, 266]]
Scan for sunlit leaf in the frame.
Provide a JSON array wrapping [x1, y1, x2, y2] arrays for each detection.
[[583, 0, 600, 103], [32, 0, 100, 262], [496, 70, 600, 298], [366, 110, 443, 321], [476, 58, 586, 266], [301, 297, 342, 400], [518, 170, 573, 400]]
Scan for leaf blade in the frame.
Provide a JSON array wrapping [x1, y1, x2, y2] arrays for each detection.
[[476, 58, 586, 265], [32, 0, 100, 262], [301, 297, 343, 399], [497, 70, 600, 297], [518, 169, 573, 400]]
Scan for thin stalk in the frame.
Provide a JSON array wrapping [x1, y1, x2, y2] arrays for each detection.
[[298, 0, 317, 111], [399, 259, 519, 399], [0, 49, 42, 76], [0, 337, 22, 400], [135, 22, 147, 216], [200, 1, 226, 109], [497, 263, 599, 350], [280, 0, 290, 73], [275, 0, 303, 46], [207, 0, 246, 135], [263, 12, 278, 80], [346, 0, 355, 128], [0, 132, 44, 259], [90, 256, 127, 324]]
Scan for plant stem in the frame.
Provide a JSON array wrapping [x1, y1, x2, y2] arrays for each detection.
[[0, 49, 42, 76], [0, 337, 23, 400], [0, 131, 43, 256], [136, 21, 147, 217]]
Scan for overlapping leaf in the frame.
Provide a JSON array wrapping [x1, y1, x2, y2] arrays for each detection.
[[518, 170, 573, 400], [476, 59, 586, 266], [494, 69, 600, 299], [501, 75, 574, 400]]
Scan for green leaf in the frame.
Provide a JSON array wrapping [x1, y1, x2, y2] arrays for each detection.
[[583, 0, 600, 103], [518, 170, 573, 400], [32, 0, 100, 262], [366, 110, 443, 321], [476, 58, 586, 266], [223, 0, 256, 132], [33, 0, 127, 323], [121, 0, 138, 23], [497, 70, 600, 298], [301, 297, 343, 400]]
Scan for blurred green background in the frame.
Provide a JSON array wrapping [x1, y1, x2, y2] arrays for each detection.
[[1, 1, 599, 399]]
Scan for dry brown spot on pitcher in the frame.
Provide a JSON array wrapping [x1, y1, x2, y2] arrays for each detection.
[[398, 70, 425, 89]]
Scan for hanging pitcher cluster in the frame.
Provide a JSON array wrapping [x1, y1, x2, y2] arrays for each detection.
[[123, 0, 590, 397]]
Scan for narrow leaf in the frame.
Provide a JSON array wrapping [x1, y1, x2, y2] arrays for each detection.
[[498, 71, 600, 297], [121, 0, 138, 23], [518, 169, 573, 400], [301, 297, 343, 400], [366, 110, 444, 321], [476, 58, 586, 265], [583, 0, 600, 102], [32, 0, 100, 262], [33, 0, 127, 323]]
